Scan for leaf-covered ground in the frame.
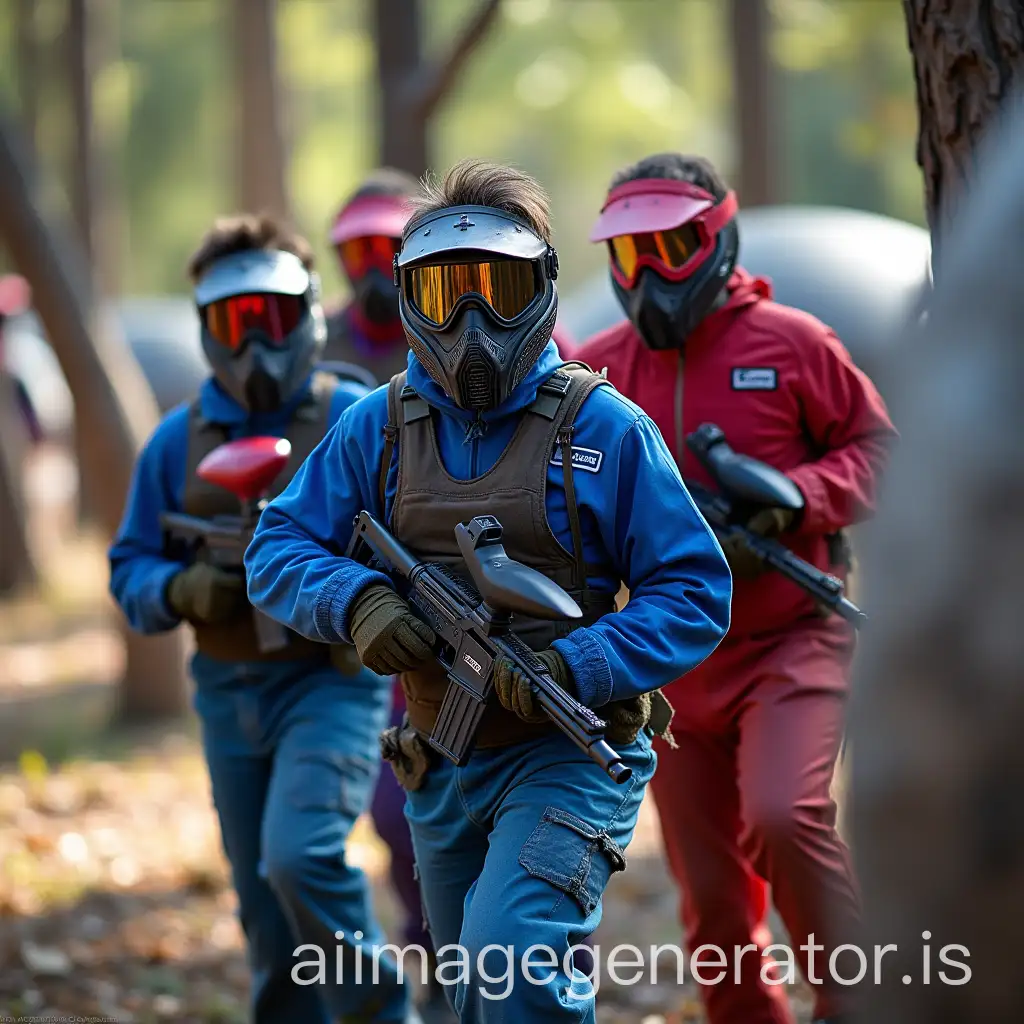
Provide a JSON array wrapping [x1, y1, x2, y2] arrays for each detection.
[[0, 722, 816, 1024]]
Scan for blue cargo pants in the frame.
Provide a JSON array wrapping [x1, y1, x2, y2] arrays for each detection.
[[404, 728, 657, 1023], [192, 651, 410, 1023]]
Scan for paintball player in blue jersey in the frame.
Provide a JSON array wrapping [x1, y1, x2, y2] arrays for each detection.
[[244, 160, 732, 1022], [108, 214, 418, 1024]]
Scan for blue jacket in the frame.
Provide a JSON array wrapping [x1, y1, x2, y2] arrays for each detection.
[[244, 342, 731, 707], [109, 374, 368, 636]]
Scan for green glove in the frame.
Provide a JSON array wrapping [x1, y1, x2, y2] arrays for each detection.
[[166, 563, 247, 625], [747, 506, 796, 538], [349, 583, 436, 675], [494, 648, 570, 724]]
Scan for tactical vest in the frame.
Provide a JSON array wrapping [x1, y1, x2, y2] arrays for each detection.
[[324, 305, 410, 383], [381, 362, 618, 747], [183, 372, 347, 665]]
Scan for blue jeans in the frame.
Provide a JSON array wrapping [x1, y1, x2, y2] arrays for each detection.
[[192, 652, 410, 1024], [405, 729, 657, 1023]]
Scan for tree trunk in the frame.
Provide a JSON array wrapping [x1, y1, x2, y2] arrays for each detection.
[[66, 0, 97, 268], [233, 0, 291, 221], [903, 0, 1024, 246], [373, 0, 430, 178], [726, 0, 778, 206], [0, 372, 36, 594], [0, 115, 190, 720], [849, 97, 1024, 1023]]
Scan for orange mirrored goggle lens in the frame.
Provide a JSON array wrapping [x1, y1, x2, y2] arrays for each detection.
[[337, 235, 401, 277], [203, 292, 305, 350], [406, 258, 539, 326], [608, 222, 704, 282]]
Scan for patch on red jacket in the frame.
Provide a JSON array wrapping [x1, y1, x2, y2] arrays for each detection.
[[731, 367, 777, 390]]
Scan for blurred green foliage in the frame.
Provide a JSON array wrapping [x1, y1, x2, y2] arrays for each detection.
[[0, 0, 921, 302]]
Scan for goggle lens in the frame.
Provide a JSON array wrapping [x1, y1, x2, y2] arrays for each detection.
[[608, 222, 704, 284], [203, 292, 305, 350], [337, 235, 401, 277], [406, 258, 540, 326]]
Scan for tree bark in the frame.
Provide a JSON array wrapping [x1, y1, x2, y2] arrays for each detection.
[[849, 95, 1024, 1023], [903, 0, 1024, 246], [0, 115, 189, 720], [373, 0, 430, 177], [0, 372, 36, 594], [233, 0, 291, 221], [726, 0, 778, 207], [372, 0, 502, 178], [66, 0, 97, 268]]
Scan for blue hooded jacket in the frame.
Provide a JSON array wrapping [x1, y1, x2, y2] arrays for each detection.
[[244, 342, 731, 707], [109, 374, 368, 635]]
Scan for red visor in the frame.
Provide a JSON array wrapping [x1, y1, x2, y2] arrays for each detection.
[[203, 292, 305, 350], [330, 195, 412, 246], [336, 235, 401, 279], [590, 179, 738, 288]]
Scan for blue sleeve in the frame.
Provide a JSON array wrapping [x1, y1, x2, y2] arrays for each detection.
[[328, 379, 371, 424], [108, 406, 190, 634], [551, 412, 732, 707], [244, 388, 394, 643]]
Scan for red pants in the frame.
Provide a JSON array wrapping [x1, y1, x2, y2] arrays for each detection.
[[651, 621, 860, 1023]]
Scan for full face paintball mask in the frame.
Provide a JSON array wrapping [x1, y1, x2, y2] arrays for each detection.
[[195, 249, 326, 414], [590, 178, 740, 350], [330, 194, 411, 326], [395, 205, 559, 412]]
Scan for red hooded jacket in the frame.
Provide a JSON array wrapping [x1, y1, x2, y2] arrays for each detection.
[[576, 268, 897, 637]]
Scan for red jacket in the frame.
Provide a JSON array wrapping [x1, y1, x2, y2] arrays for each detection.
[[576, 268, 897, 637]]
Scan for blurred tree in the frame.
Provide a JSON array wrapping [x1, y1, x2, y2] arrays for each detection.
[[727, 0, 778, 206], [849, 92, 1024, 1024], [14, 0, 38, 158], [0, 370, 35, 594], [234, 0, 290, 221], [372, 0, 502, 176], [0, 114, 190, 720], [904, 0, 1024, 246]]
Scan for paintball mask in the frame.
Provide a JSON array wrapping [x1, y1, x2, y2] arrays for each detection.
[[195, 249, 326, 414], [330, 194, 411, 326], [396, 205, 559, 412], [591, 178, 739, 350]]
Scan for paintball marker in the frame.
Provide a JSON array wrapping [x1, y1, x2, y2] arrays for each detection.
[[685, 423, 867, 629], [161, 436, 292, 652], [346, 512, 632, 784]]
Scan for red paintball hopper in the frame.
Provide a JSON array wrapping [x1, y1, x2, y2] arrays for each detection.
[[197, 436, 292, 502]]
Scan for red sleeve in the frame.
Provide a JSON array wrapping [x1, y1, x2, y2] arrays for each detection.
[[785, 325, 898, 535]]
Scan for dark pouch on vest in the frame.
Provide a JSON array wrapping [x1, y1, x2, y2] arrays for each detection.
[[380, 714, 435, 792], [519, 805, 627, 916]]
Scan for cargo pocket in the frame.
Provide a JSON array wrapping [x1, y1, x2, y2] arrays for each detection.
[[518, 806, 626, 916], [287, 751, 374, 818]]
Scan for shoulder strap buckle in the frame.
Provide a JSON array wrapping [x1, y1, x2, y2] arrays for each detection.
[[399, 384, 430, 423], [530, 369, 574, 420]]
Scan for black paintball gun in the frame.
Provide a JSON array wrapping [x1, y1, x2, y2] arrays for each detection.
[[685, 423, 867, 629], [160, 436, 292, 652], [346, 511, 632, 784]]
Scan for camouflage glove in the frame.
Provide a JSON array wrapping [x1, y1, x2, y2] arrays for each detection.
[[349, 583, 436, 675], [721, 506, 797, 581], [165, 563, 247, 625], [494, 648, 569, 724]]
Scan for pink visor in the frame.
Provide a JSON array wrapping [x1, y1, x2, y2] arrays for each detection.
[[330, 195, 412, 245], [589, 178, 730, 242]]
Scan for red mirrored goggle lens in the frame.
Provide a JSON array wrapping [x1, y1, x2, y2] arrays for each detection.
[[203, 293, 305, 350], [337, 235, 401, 277], [406, 258, 540, 326], [608, 222, 704, 285]]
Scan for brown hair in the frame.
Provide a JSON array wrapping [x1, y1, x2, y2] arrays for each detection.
[[187, 213, 316, 283], [610, 153, 730, 202], [408, 158, 552, 242], [344, 166, 419, 205]]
